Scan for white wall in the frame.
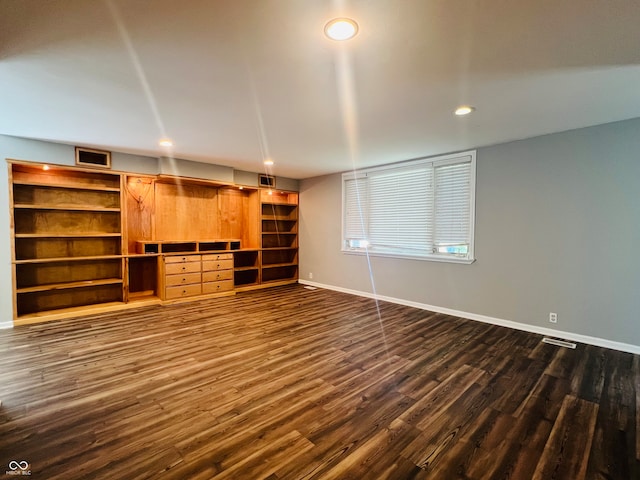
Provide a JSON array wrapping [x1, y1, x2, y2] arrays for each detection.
[[299, 118, 640, 351]]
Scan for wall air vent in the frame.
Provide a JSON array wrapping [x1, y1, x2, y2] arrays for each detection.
[[542, 337, 577, 349], [75, 147, 112, 169], [259, 174, 276, 188]]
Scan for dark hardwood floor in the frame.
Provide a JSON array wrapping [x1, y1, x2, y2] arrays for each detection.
[[0, 284, 638, 479]]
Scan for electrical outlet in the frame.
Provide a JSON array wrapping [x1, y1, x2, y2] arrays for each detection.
[[549, 312, 558, 323], [309, 272, 313, 279]]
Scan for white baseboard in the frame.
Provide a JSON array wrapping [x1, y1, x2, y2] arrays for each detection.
[[299, 280, 640, 355], [0, 321, 14, 329]]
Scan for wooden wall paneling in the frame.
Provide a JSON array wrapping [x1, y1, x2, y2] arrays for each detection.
[[217, 187, 244, 242], [154, 183, 218, 241], [124, 176, 155, 254], [242, 189, 260, 249]]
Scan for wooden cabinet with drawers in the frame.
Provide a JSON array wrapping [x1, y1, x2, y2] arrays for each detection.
[[161, 253, 234, 301], [202, 253, 234, 294], [163, 254, 202, 300]]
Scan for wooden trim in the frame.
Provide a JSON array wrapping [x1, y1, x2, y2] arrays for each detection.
[[8, 162, 17, 321]]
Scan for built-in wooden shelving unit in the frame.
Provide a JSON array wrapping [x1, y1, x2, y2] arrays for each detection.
[[8, 160, 299, 323], [260, 190, 299, 285], [10, 163, 124, 318]]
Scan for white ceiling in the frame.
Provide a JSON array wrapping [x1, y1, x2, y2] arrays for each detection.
[[1, 0, 640, 179]]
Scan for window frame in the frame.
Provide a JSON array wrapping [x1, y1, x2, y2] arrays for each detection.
[[341, 150, 476, 264]]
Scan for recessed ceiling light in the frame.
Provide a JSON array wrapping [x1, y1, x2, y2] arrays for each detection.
[[263, 158, 274, 166], [42, 165, 50, 171], [159, 138, 173, 147], [324, 18, 359, 41], [454, 105, 475, 116]]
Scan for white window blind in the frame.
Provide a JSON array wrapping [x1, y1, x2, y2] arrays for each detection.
[[344, 177, 368, 245], [342, 151, 475, 262]]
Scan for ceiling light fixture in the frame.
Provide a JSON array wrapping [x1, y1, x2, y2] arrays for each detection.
[[159, 138, 173, 147], [455, 105, 475, 116], [324, 18, 359, 41], [263, 158, 274, 166]]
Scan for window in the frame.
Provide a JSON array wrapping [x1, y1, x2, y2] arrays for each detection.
[[342, 151, 476, 263]]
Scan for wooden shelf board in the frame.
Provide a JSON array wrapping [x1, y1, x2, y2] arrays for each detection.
[[15, 255, 124, 264], [261, 201, 298, 206], [128, 291, 159, 301], [15, 233, 122, 238], [261, 263, 297, 269], [14, 204, 120, 212], [261, 247, 299, 251], [234, 266, 259, 272], [17, 278, 124, 294], [261, 215, 298, 221], [12, 180, 120, 192], [258, 279, 299, 287], [12, 300, 158, 326]]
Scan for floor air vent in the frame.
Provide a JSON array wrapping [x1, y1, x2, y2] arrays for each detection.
[[542, 337, 577, 349]]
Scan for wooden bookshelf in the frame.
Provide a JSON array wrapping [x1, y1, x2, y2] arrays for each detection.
[[8, 160, 299, 322]]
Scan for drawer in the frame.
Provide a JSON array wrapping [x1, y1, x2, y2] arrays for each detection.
[[202, 269, 233, 282], [165, 254, 201, 264], [165, 284, 202, 299], [202, 253, 233, 261], [165, 272, 201, 286], [166, 262, 201, 275], [202, 259, 233, 271], [202, 280, 234, 294]]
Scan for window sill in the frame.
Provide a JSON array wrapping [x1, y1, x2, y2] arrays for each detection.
[[341, 249, 475, 264]]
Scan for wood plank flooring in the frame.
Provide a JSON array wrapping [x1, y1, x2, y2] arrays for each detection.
[[0, 284, 638, 479]]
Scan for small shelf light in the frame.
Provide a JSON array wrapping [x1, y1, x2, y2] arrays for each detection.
[[42, 165, 50, 171], [454, 105, 475, 116], [159, 138, 173, 147], [324, 18, 359, 41], [263, 158, 274, 166]]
